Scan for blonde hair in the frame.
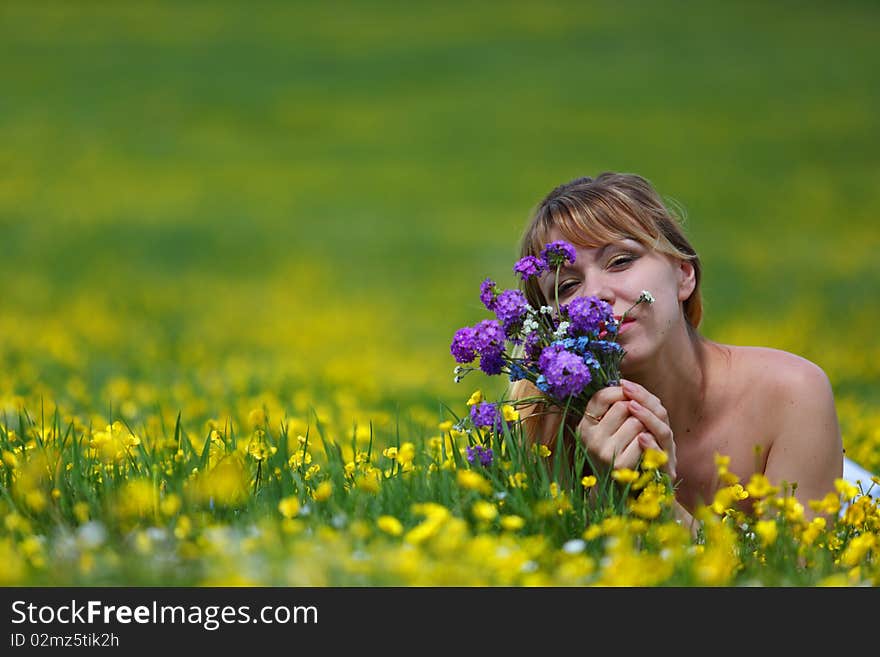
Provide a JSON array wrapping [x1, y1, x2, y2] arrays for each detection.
[[510, 172, 703, 461]]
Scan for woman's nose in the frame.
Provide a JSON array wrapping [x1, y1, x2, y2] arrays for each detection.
[[582, 278, 615, 305]]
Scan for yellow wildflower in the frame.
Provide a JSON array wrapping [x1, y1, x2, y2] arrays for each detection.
[[501, 405, 519, 422], [457, 470, 492, 495], [500, 515, 525, 531], [247, 408, 266, 429], [754, 519, 778, 547], [278, 496, 300, 519], [532, 444, 551, 458], [472, 501, 498, 522], [312, 481, 333, 502], [641, 448, 668, 471], [834, 478, 860, 501], [840, 534, 876, 568], [377, 515, 403, 536], [581, 475, 597, 489], [397, 442, 416, 466], [611, 468, 639, 485], [746, 473, 779, 499], [809, 492, 840, 517], [466, 390, 483, 406]]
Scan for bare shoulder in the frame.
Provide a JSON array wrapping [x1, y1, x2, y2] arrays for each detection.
[[716, 345, 842, 507], [728, 345, 831, 397]]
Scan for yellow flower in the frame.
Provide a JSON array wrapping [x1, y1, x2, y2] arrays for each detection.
[[356, 475, 380, 494], [532, 444, 551, 458], [278, 496, 300, 519], [581, 475, 597, 489], [809, 492, 840, 516], [312, 481, 333, 502], [710, 484, 749, 515], [500, 515, 525, 531], [160, 494, 181, 517], [582, 524, 603, 541], [466, 390, 483, 406], [501, 405, 519, 422], [640, 448, 668, 471], [438, 420, 454, 432], [248, 408, 267, 429], [840, 534, 876, 568], [397, 442, 416, 466], [754, 519, 778, 547], [746, 474, 779, 499], [1, 450, 18, 469], [472, 501, 498, 522], [382, 446, 398, 460], [611, 468, 639, 485], [801, 517, 826, 546], [834, 478, 860, 501], [457, 470, 492, 495], [628, 495, 662, 520], [377, 515, 404, 536]]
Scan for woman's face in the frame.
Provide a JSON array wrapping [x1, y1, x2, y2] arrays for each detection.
[[537, 227, 695, 368]]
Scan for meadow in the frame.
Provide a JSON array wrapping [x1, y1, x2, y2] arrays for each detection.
[[1, 0, 879, 586]]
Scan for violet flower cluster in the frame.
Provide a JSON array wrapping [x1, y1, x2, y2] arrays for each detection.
[[450, 240, 654, 421]]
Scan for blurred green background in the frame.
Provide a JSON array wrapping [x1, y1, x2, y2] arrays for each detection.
[[1, 1, 879, 457]]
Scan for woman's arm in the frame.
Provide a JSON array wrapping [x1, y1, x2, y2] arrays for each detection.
[[762, 356, 843, 521]]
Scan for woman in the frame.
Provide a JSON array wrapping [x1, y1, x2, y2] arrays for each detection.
[[510, 172, 845, 523]]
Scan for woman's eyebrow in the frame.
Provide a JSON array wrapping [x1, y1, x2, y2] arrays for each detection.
[[556, 243, 613, 273]]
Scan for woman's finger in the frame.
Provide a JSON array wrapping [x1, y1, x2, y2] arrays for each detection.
[[614, 435, 644, 471], [620, 379, 669, 423], [627, 400, 675, 456], [582, 386, 626, 424]]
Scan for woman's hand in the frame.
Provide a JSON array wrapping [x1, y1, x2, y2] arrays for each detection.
[[577, 385, 646, 476], [620, 379, 677, 481], [577, 379, 677, 481]]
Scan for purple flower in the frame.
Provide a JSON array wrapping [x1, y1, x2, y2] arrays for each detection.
[[474, 320, 506, 375], [451, 326, 478, 363], [513, 256, 546, 281], [480, 278, 498, 311], [524, 331, 543, 362], [538, 344, 592, 399], [564, 296, 615, 335], [478, 350, 504, 375], [494, 289, 528, 334], [470, 401, 502, 431], [474, 319, 505, 352], [466, 445, 494, 467], [540, 240, 577, 269]]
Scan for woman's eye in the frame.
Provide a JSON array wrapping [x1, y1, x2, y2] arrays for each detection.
[[608, 255, 634, 268], [559, 281, 578, 294]]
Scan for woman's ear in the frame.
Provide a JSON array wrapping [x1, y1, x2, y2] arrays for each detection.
[[677, 259, 696, 302]]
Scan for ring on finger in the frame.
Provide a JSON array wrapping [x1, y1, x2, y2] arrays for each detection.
[[584, 411, 604, 423]]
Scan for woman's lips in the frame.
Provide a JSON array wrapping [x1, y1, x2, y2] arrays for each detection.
[[618, 317, 636, 334]]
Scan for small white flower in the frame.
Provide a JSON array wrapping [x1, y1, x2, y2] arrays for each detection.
[[553, 321, 570, 338], [562, 539, 587, 554], [540, 305, 554, 315], [77, 521, 107, 549], [639, 290, 655, 304]]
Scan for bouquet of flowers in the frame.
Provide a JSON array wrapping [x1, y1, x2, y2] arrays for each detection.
[[450, 240, 654, 437]]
